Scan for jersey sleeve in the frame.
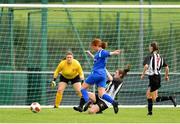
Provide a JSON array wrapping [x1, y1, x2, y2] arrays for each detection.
[[53, 61, 63, 79], [143, 55, 151, 66], [100, 50, 110, 58], [76, 61, 84, 79], [162, 57, 168, 67]]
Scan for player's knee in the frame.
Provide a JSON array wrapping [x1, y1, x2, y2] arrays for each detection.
[[57, 89, 64, 94], [76, 91, 82, 97]]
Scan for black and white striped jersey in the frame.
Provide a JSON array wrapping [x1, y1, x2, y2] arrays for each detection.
[[143, 53, 168, 76], [101, 78, 123, 106]]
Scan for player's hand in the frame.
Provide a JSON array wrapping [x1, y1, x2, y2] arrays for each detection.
[[50, 81, 56, 88], [85, 50, 91, 54], [165, 76, 169, 81], [114, 50, 121, 55], [141, 74, 145, 80]]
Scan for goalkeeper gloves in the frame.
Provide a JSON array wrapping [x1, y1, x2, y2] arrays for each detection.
[[50, 78, 56, 88]]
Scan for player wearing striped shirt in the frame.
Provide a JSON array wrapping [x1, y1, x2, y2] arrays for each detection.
[[141, 42, 177, 115], [50, 51, 84, 108], [74, 65, 130, 114]]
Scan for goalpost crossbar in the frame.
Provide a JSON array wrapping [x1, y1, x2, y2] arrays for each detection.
[[0, 4, 180, 9]]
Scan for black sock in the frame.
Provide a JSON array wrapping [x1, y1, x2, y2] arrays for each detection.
[[147, 99, 153, 113], [79, 97, 85, 108], [156, 96, 171, 102]]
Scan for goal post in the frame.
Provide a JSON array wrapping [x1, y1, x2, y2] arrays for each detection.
[[0, 4, 180, 107]]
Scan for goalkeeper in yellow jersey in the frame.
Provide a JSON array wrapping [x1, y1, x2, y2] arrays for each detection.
[[51, 51, 85, 108]]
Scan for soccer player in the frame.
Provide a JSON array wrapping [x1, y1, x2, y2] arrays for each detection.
[[50, 51, 84, 108], [74, 65, 130, 114], [141, 41, 177, 115], [80, 38, 121, 114]]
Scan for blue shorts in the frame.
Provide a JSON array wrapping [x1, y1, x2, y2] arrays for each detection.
[[85, 72, 106, 88]]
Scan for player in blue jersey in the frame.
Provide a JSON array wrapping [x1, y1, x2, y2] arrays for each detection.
[[80, 38, 121, 114], [74, 65, 130, 114]]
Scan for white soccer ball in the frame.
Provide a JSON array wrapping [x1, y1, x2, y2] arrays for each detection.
[[30, 102, 41, 113]]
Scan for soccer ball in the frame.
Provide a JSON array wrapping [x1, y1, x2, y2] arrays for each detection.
[[30, 102, 41, 113]]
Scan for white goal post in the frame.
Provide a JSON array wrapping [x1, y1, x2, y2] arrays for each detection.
[[0, 4, 180, 9]]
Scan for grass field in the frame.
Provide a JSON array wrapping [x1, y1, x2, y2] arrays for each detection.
[[0, 107, 180, 123]]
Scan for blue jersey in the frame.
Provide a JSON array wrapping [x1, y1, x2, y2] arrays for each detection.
[[85, 49, 110, 87], [92, 49, 110, 74]]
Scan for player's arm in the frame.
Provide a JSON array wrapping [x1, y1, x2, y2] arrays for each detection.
[[141, 64, 148, 80], [110, 50, 121, 56], [85, 50, 94, 58], [53, 62, 62, 80], [141, 56, 150, 80], [50, 62, 62, 88], [106, 69, 113, 81], [163, 58, 169, 81], [88, 92, 96, 102], [165, 65, 169, 81], [77, 61, 84, 81]]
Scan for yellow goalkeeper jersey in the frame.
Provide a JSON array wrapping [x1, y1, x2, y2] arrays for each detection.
[[53, 59, 84, 79]]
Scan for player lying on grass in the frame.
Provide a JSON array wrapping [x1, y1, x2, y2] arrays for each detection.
[[74, 64, 130, 114]]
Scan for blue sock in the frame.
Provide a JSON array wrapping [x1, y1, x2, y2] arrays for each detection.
[[81, 88, 89, 102], [102, 94, 114, 104]]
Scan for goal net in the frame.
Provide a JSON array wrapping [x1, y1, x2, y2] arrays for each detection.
[[0, 4, 179, 107]]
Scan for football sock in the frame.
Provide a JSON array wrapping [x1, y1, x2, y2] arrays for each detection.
[[79, 97, 86, 108], [156, 96, 170, 102], [147, 99, 153, 113], [77, 91, 82, 97], [102, 93, 114, 104], [81, 88, 89, 102], [55, 92, 63, 108]]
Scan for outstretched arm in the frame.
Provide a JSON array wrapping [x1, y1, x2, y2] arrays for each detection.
[[110, 50, 121, 56], [85, 50, 94, 58]]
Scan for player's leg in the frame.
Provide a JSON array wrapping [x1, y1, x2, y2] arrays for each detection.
[[146, 88, 153, 115], [72, 81, 85, 112], [156, 95, 177, 107], [54, 82, 67, 108], [81, 82, 90, 102], [152, 75, 177, 107], [83, 92, 96, 112], [98, 87, 118, 114], [81, 74, 94, 103]]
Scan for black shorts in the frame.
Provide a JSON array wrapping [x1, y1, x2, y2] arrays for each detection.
[[59, 75, 81, 84], [148, 75, 161, 92], [95, 94, 108, 112]]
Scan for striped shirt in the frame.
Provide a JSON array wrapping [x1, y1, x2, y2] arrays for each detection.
[[101, 78, 123, 106], [143, 53, 168, 75]]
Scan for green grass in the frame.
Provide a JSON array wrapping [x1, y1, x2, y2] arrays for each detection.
[[0, 108, 180, 123]]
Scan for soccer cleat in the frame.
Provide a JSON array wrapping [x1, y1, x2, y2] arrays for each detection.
[[147, 112, 152, 116], [73, 106, 83, 112], [54, 105, 58, 108], [83, 100, 92, 112], [96, 111, 103, 114], [169, 96, 177, 107], [112, 101, 119, 114]]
